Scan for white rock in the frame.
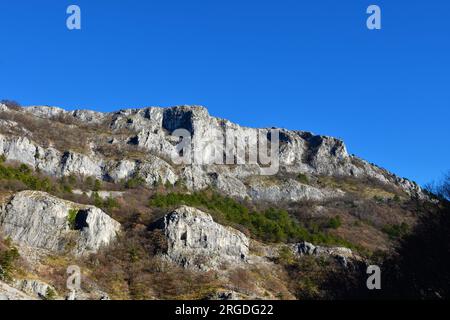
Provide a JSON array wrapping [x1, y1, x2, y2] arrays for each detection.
[[0, 191, 121, 256], [156, 206, 249, 271], [248, 178, 339, 203], [14, 279, 56, 299], [0, 281, 35, 300]]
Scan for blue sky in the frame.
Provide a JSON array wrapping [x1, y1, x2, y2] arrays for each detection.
[[0, 0, 449, 185]]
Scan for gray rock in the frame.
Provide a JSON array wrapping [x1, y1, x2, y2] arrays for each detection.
[[248, 178, 341, 203], [0, 191, 121, 256], [14, 279, 57, 299], [137, 156, 178, 186], [60, 152, 104, 178], [294, 241, 317, 255], [24, 105, 67, 118], [155, 206, 249, 270], [0, 281, 35, 300], [291, 241, 358, 267], [207, 291, 240, 300]]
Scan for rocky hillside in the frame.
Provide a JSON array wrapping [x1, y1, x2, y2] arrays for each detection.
[[0, 101, 434, 300], [0, 102, 423, 202]]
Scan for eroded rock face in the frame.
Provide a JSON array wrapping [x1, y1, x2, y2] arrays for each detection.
[[14, 279, 57, 299], [248, 178, 342, 203], [155, 206, 249, 270], [0, 104, 426, 201], [0, 281, 35, 300], [291, 241, 359, 268], [0, 191, 120, 256]]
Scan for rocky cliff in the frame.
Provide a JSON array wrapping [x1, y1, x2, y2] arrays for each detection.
[[0, 190, 120, 256], [154, 206, 249, 271], [0, 103, 423, 203]]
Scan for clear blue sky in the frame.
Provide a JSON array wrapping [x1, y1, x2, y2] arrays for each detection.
[[0, 0, 449, 185]]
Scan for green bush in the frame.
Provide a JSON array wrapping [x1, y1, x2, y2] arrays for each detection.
[[0, 242, 20, 281], [124, 176, 145, 189], [327, 216, 342, 229], [103, 197, 120, 210], [90, 193, 120, 212], [92, 192, 103, 208], [0, 162, 52, 192], [43, 287, 57, 300], [382, 223, 410, 240], [297, 173, 309, 184], [68, 209, 78, 230], [93, 179, 102, 192]]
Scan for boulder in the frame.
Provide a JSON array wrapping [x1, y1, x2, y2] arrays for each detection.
[[291, 241, 358, 268], [155, 206, 249, 270]]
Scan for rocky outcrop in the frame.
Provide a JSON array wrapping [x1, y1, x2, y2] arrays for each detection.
[[0, 104, 426, 201], [248, 178, 342, 203], [291, 241, 360, 267], [0, 191, 121, 256], [155, 206, 249, 270], [14, 279, 57, 299], [0, 281, 35, 300]]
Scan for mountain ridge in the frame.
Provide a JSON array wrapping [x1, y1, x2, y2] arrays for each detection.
[[0, 102, 423, 202]]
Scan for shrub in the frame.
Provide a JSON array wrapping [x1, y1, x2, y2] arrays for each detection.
[[85, 176, 94, 189], [43, 287, 57, 300], [0, 162, 53, 192], [297, 173, 309, 184], [327, 216, 342, 229], [67, 209, 78, 230], [92, 192, 103, 208], [93, 179, 102, 192], [382, 223, 409, 240], [103, 197, 120, 210], [0, 241, 20, 281], [124, 177, 146, 189]]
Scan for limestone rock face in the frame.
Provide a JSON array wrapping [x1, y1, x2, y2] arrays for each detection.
[[60, 152, 103, 178], [0, 281, 35, 300], [294, 241, 317, 255], [0, 104, 426, 201], [248, 178, 341, 203], [0, 191, 120, 256], [14, 279, 57, 299], [156, 206, 249, 270]]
